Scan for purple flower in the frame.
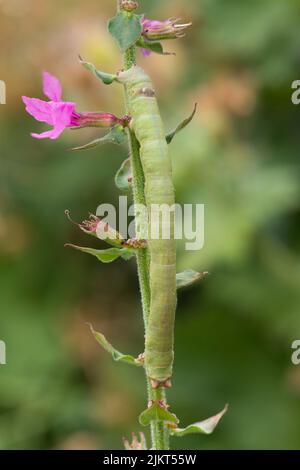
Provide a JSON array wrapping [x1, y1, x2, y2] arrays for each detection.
[[22, 72, 77, 140], [142, 17, 191, 42], [22, 72, 128, 140]]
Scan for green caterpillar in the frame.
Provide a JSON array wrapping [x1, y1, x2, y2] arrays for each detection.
[[118, 66, 177, 388]]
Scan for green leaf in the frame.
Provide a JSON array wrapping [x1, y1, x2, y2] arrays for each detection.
[[108, 12, 142, 52], [110, 125, 128, 145], [176, 270, 209, 289], [89, 324, 143, 367], [170, 405, 228, 437], [79, 56, 117, 85], [139, 402, 179, 427], [71, 137, 109, 152], [118, 248, 135, 261], [166, 104, 198, 144], [115, 158, 132, 191], [137, 38, 173, 56], [65, 245, 135, 263], [71, 126, 127, 151]]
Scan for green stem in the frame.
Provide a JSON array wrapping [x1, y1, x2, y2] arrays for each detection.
[[122, 43, 170, 450], [128, 128, 151, 326]]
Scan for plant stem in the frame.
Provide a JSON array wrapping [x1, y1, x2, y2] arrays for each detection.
[[128, 128, 151, 326], [129, 126, 169, 450], [122, 41, 170, 450]]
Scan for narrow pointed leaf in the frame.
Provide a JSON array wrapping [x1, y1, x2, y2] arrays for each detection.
[[108, 12, 142, 52], [139, 402, 179, 427], [176, 270, 209, 289], [65, 244, 135, 263], [166, 104, 197, 144], [79, 56, 117, 85], [71, 136, 110, 151], [115, 158, 132, 191], [71, 126, 126, 151], [137, 38, 174, 56], [170, 405, 228, 437], [89, 324, 142, 367]]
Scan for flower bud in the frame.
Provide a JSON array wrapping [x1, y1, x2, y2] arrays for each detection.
[[65, 212, 124, 247], [120, 0, 139, 12], [142, 17, 191, 41], [120, 114, 131, 127], [81, 215, 124, 247]]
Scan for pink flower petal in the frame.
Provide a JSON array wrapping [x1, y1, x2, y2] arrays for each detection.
[[22, 96, 53, 125], [142, 19, 163, 30], [141, 48, 152, 57], [31, 129, 64, 140], [31, 101, 76, 140], [52, 101, 75, 127], [42, 71, 62, 102]]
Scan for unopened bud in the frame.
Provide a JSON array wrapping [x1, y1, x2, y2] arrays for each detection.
[[124, 238, 147, 249], [142, 17, 191, 41], [65, 211, 124, 247], [121, 0, 139, 12], [82, 215, 124, 246]]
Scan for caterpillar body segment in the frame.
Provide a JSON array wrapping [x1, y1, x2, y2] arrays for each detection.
[[118, 66, 177, 386]]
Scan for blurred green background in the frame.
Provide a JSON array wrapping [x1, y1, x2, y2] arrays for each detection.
[[0, 0, 300, 450]]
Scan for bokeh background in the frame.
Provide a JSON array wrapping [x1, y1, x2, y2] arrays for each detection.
[[0, 0, 300, 450]]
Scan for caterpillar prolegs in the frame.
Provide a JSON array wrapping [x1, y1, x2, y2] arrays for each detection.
[[118, 66, 177, 387]]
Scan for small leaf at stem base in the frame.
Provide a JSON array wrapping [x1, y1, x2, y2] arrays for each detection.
[[176, 270, 209, 289], [65, 244, 135, 263], [89, 324, 143, 367], [166, 104, 198, 144], [71, 126, 127, 151], [115, 157, 132, 191], [139, 402, 179, 427], [79, 56, 117, 85], [137, 38, 174, 56], [170, 404, 228, 437]]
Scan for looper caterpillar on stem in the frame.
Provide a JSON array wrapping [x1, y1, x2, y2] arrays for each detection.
[[118, 65, 177, 388]]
